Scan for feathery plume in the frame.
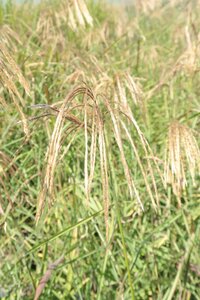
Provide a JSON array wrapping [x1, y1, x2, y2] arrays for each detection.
[[164, 121, 200, 204]]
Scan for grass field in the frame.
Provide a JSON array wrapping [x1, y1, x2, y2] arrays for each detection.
[[0, 0, 200, 299]]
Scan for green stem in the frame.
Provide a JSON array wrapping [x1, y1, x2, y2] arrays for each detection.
[[116, 204, 135, 300], [165, 225, 198, 300], [97, 249, 109, 300], [105, 131, 135, 300]]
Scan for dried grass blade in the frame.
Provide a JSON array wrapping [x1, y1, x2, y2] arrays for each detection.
[[36, 110, 64, 222], [74, 0, 85, 27], [98, 115, 109, 240], [34, 256, 64, 300], [0, 44, 30, 97], [0, 95, 7, 108], [68, 4, 77, 31], [125, 109, 163, 204], [36, 86, 95, 221], [84, 93, 89, 204], [78, 0, 93, 26], [120, 120, 157, 208], [164, 121, 200, 202], [88, 110, 98, 199], [105, 97, 143, 210]]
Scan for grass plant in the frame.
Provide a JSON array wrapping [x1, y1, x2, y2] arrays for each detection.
[[0, 0, 200, 299]]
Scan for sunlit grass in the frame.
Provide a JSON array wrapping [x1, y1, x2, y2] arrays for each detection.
[[0, 0, 200, 299]]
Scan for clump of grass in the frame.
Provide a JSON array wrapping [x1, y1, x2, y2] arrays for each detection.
[[34, 83, 161, 239], [164, 120, 200, 204], [0, 150, 18, 214], [0, 36, 30, 135], [0, 24, 22, 50], [0, 0, 200, 299]]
